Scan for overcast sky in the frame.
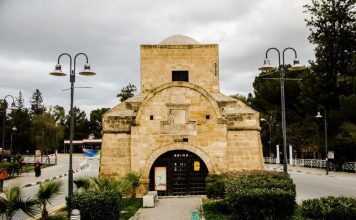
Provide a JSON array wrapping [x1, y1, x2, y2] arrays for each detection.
[[0, 0, 315, 116]]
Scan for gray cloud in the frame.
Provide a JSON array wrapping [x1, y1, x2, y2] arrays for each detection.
[[0, 0, 315, 116]]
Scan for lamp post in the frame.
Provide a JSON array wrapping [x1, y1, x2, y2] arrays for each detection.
[[258, 47, 305, 173], [1, 95, 17, 154], [10, 126, 17, 153], [315, 105, 328, 175], [49, 53, 96, 199]]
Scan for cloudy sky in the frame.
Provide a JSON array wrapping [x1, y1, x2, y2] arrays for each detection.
[[0, 0, 315, 116]]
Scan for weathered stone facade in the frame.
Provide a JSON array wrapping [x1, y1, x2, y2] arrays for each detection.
[[100, 35, 264, 194]]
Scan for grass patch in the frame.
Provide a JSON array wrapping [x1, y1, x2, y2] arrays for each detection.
[[120, 198, 142, 220]]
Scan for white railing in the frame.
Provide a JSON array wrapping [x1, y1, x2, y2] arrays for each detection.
[[264, 157, 277, 164], [264, 157, 338, 171], [342, 162, 356, 172], [22, 155, 58, 165], [293, 159, 328, 168]]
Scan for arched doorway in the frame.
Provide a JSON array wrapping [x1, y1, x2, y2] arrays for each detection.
[[149, 150, 208, 196]]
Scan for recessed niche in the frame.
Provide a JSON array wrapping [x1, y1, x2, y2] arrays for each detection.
[[182, 138, 188, 142], [150, 115, 154, 120], [206, 115, 210, 120]]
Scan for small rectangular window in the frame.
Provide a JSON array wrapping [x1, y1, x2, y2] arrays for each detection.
[[172, 71, 188, 82], [206, 115, 210, 120], [150, 115, 154, 120], [183, 138, 188, 142]]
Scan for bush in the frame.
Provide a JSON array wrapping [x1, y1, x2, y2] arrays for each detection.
[[202, 199, 230, 220], [300, 196, 356, 220], [66, 190, 122, 220], [224, 170, 296, 220], [205, 174, 227, 199]]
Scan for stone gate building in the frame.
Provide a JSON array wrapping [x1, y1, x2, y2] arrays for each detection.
[[100, 35, 264, 196]]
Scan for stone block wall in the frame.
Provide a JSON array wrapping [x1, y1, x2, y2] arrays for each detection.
[[100, 133, 131, 178], [226, 130, 264, 170], [140, 44, 219, 93]]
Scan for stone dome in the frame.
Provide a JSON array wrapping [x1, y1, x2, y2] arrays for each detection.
[[159, 34, 199, 45]]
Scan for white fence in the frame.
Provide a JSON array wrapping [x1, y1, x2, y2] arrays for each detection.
[[22, 155, 58, 165], [264, 157, 356, 172], [342, 162, 356, 172]]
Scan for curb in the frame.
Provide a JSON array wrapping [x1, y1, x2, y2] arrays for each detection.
[[22, 163, 89, 189]]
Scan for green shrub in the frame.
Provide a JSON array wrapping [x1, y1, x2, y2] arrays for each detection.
[[224, 170, 296, 220], [205, 174, 227, 199], [300, 196, 356, 220], [66, 190, 122, 220], [202, 199, 231, 220]]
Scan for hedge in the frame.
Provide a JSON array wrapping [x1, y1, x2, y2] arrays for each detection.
[[223, 170, 296, 220], [300, 196, 356, 220], [205, 174, 227, 199], [66, 190, 122, 220]]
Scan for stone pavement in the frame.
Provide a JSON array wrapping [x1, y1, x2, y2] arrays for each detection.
[[265, 163, 356, 179], [4, 154, 87, 189], [133, 196, 203, 220]]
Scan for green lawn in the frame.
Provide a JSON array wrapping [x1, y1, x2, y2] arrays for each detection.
[[120, 198, 142, 220]]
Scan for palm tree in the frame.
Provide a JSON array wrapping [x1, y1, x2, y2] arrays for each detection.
[[74, 177, 130, 193], [0, 185, 37, 220], [124, 172, 142, 198], [35, 180, 63, 220]]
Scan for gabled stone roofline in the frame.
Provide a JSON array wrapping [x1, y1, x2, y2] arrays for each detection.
[[135, 81, 223, 125]]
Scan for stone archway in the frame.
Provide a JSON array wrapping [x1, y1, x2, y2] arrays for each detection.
[[148, 150, 209, 196], [141, 142, 215, 180]]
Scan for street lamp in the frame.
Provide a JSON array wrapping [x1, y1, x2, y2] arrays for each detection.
[[259, 47, 305, 173], [10, 126, 17, 152], [49, 53, 96, 199], [315, 105, 328, 175], [1, 95, 17, 154]]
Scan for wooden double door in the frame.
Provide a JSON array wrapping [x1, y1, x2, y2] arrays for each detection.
[[149, 150, 208, 196]]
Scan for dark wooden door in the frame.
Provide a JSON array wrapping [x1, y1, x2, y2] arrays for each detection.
[[149, 150, 208, 196]]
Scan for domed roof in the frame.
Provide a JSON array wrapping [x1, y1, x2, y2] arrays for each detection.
[[159, 34, 199, 45]]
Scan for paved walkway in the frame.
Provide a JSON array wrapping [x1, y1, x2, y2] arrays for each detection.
[[265, 164, 356, 179], [133, 197, 203, 220]]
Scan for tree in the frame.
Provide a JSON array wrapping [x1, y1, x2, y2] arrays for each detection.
[[249, 68, 302, 155], [73, 177, 130, 194], [30, 89, 45, 115], [89, 108, 110, 138], [48, 105, 66, 126], [31, 112, 63, 157], [16, 91, 24, 110], [229, 94, 248, 105], [0, 186, 37, 219], [8, 108, 32, 154], [304, 0, 355, 84], [116, 83, 137, 102], [64, 107, 90, 140], [35, 180, 63, 220], [303, 0, 356, 161]]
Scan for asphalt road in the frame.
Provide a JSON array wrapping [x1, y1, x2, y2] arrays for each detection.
[[291, 171, 356, 202]]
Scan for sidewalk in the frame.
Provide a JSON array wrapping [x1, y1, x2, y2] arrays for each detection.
[[133, 197, 203, 220], [4, 154, 87, 189], [265, 163, 356, 179]]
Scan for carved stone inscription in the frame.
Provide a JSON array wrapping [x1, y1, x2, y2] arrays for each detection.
[[162, 107, 196, 135]]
